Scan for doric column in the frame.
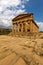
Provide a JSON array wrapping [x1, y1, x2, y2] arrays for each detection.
[[21, 23, 23, 32], [15, 23, 18, 32], [23, 22, 26, 32], [18, 22, 22, 32], [18, 22, 25, 33], [17, 23, 20, 32], [25, 22, 27, 32]]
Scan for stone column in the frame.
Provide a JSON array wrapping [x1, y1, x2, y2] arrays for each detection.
[[23, 22, 25, 32], [25, 22, 27, 32], [18, 23, 22, 32], [15, 23, 18, 33], [21, 23, 23, 32], [18, 22, 25, 33], [18, 23, 20, 32]]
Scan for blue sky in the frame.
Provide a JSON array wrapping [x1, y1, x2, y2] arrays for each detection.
[[25, 0, 43, 22], [0, 0, 43, 31]]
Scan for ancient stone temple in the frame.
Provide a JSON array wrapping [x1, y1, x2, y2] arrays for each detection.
[[12, 13, 39, 36]]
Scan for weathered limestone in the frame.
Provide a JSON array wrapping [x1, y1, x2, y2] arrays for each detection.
[[12, 13, 39, 36]]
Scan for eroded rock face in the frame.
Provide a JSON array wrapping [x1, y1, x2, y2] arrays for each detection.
[[33, 42, 43, 56], [21, 53, 42, 65]]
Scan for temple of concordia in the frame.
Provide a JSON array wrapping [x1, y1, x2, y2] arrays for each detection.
[[12, 13, 39, 36]]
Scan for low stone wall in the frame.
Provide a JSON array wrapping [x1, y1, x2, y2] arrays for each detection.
[[39, 32, 43, 39]]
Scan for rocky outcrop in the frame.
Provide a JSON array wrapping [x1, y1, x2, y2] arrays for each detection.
[[0, 36, 43, 65]]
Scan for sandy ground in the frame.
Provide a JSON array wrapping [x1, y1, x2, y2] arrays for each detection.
[[0, 35, 43, 65]]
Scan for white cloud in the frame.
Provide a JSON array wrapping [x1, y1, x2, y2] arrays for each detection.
[[0, 0, 21, 6], [21, 5, 25, 9], [35, 21, 43, 31], [15, 9, 25, 15], [0, 0, 29, 27]]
